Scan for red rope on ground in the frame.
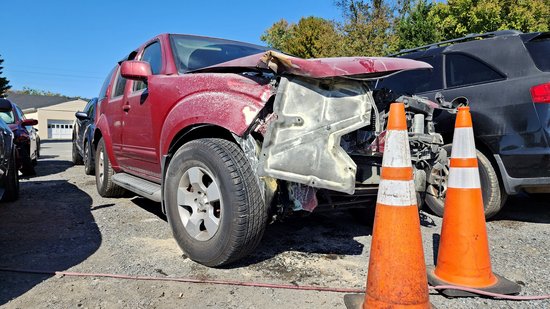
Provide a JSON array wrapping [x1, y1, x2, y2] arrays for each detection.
[[1, 267, 549, 301]]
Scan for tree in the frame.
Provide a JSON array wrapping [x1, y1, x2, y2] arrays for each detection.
[[430, 0, 550, 40], [395, 0, 440, 50], [261, 17, 342, 58], [0, 55, 11, 97], [261, 0, 550, 59], [16, 86, 63, 97], [336, 0, 399, 56], [260, 19, 292, 52]]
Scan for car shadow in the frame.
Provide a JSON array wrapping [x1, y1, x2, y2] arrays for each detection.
[[492, 193, 550, 223], [20, 159, 73, 179], [128, 197, 369, 267], [130, 197, 167, 221], [233, 210, 371, 268], [0, 179, 100, 305]]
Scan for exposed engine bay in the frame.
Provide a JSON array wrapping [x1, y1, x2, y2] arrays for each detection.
[[237, 75, 461, 221]]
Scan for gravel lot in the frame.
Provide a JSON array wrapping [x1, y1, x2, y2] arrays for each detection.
[[0, 141, 548, 308]]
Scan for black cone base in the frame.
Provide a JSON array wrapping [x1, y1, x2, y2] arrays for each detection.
[[427, 266, 521, 297]]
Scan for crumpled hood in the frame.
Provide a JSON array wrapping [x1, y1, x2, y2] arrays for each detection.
[[194, 50, 432, 78]]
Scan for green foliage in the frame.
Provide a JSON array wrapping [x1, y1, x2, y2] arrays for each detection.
[[260, 19, 291, 51], [11, 87, 88, 101], [17, 86, 64, 97], [396, 0, 441, 50], [336, 0, 398, 56], [0, 55, 11, 97], [261, 17, 342, 58], [430, 0, 550, 40], [261, 0, 549, 58]]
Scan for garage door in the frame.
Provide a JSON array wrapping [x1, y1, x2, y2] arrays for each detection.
[[47, 120, 74, 139]]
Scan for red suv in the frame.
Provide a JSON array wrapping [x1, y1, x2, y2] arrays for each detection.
[[94, 33, 434, 266]]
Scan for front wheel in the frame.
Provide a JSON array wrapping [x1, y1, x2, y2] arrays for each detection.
[[164, 138, 268, 267], [425, 144, 507, 219]]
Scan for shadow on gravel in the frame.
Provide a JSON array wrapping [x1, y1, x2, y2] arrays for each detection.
[[126, 196, 369, 268], [28, 159, 73, 178], [36, 154, 59, 160], [233, 211, 370, 267], [130, 197, 167, 221], [0, 178, 100, 305], [493, 193, 550, 224]]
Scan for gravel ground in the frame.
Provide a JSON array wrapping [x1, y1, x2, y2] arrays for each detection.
[[0, 141, 548, 308]]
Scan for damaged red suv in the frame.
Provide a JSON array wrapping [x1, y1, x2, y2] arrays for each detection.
[[94, 34, 442, 266]]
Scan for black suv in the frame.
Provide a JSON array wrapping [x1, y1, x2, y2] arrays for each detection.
[[378, 30, 550, 218], [72, 97, 98, 175]]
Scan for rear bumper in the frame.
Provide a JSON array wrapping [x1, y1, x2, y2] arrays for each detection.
[[495, 154, 550, 194]]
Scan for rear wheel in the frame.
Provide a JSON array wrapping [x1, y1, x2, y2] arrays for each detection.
[[1, 149, 19, 202], [164, 138, 268, 267], [19, 144, 36, 176], [83, 141, 95, 175], [95, 138, 125, 197], [425, 144, 507, 219], [72, 138, 83, 165]]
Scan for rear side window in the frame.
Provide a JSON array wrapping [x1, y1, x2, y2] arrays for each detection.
[[445, 54, 504, 88], [98, 67, 116, 99], [524, 37, 550, 72], [111, 68, 127, 98], [376, 55, 443, 94]]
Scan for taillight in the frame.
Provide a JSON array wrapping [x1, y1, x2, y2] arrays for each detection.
[[531, 82, 550, 103]]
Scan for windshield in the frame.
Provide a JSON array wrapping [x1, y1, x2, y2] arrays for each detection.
[[0, 111, 15, 124], [170, 35, 267, 73]]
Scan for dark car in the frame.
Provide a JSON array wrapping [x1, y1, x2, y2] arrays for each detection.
[[0, 99, 19, 202], [378, 30, 550, 218], [72, 97, 98, 175], [0, 98, 39, 176]]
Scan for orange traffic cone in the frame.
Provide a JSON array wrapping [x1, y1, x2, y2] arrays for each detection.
[[427, 106, 520, 297], [345, 103, 432, 308]]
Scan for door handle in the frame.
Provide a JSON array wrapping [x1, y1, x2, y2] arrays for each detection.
[[123, 103, 131, 112]]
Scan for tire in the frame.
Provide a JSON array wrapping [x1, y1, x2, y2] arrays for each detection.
[[31, 139, 39, 166], [19, 144, 36, 176], [425, 144, 507, 219], [36, 138, 40, 158], [95, 138, 125, 197], [72, 138, 83, 165], [83, 140, 95, 175], [164, 138, 268, 267], [1, 149, 19, 202]]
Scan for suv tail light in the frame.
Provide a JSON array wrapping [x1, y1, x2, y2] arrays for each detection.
[[531, 82, 550, 103]]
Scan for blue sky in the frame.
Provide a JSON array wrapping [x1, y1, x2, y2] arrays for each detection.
[[1, 0, 341, 98]]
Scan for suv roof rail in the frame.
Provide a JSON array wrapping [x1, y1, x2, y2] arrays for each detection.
[[390, 30, 523, 57]]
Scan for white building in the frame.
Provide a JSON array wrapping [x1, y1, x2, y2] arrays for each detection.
[[7, 92, 87, 140]]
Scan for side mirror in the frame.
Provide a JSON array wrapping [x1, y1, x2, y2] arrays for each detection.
[[0, 99, 13, 112], [121, 60, 152, 81], [22, 119, 38, 126], [75, 111, 89, 120]]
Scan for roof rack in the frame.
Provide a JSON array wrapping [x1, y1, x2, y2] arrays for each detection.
[[390, 30, 522, 57]]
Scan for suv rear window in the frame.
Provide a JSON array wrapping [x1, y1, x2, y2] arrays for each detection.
[[445, 54, 504, 88], [376, 56, 443, 94], [524, 36, 550, 72]]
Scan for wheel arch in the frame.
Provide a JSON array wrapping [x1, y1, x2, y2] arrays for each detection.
[[159, 124, 238, 214]]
